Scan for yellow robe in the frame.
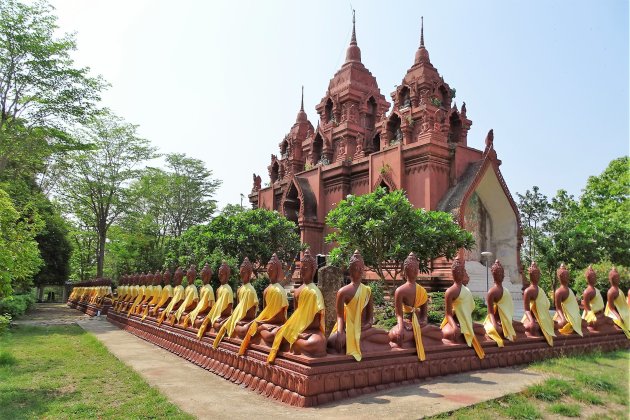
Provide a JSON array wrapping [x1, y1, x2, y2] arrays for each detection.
[[158, 285, 185, 325], [605, 292, 630, 339], [146, 285, 173, 321], [135, 285, 154, 313], [182, 284, 215, 328], [402, 284, 428, 361], [441, 285, 485, 359], [140, 285, 163, 320], [332, 283, 371, 362], [553, 289, 583, 336], [582, 288, 604, 323], [171, 284, 199, 324], [213, 283, 259, 348], [484, 288, 517, 347], [113, 286, 127, 310], [239, 283, 288, 355], [268, 283, 325, 364], [127, 285, 147, 317], [521, 287, 555, 346], [197, 284, 234, 339]]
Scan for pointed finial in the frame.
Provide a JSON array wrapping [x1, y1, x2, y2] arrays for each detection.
[[351, 9, 357, 44], [300, 85, 304, 111], [420, 16, 424, 47]]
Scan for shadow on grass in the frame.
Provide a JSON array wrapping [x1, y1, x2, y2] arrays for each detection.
[[4, 324, 87, 338], [0, 387, 78, 420]]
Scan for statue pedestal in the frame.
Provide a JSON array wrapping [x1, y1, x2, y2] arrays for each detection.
[[107, 310, 629, 407], [67, 299, 111, 317]]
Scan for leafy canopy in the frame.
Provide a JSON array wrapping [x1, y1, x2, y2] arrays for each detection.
[[326, 187, 474, 280]]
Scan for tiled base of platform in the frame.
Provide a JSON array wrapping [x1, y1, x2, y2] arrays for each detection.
[[107, 310, 629, 407], [67, 300, 110, 317]]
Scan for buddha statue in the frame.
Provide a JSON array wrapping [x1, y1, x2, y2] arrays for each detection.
[[113, 275, 128, 312], [148, 269, 174, 319], [441, 256, 486, 359], [484, 260, 526, 346], [213, 257, 259, 348], [388, 252, 444, 360], [521, 262, 556, 346], [120, 275, 139, 313], [128, 273, 149, 317], [581, 265, 616, 333], [157, 267, 186, 326], [181, 263, 215, 329], [170, 265, 200, 325], [268, 249, 326, 363], [553, 264, 586, 336], [197, 262, 234, 339], [134, 272, 154, 315], [605, 267, 630, 339], [239, 253, 289, 355], [327, 250, 391, 361], [141, 270, 164, 320]]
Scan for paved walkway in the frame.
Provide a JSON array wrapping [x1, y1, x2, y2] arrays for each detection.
[[12, 303, 91, 326], [77, 316, 546, 420]]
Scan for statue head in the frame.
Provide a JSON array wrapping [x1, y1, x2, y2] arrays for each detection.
[[609, 267, 620, 287], [267, 253, 283, 284], [585, 265, 597, 286], [153, 270, 162, 286], [200, 263, 212, 284], [300, 249, 317, 284], [557, 264, 569, 286], [218, 261, 231, 284], [186, 265, 197, 285], [403, 252, 419, 282], [145, 272, 153, 285], [163, 268, 172, 286], [528, 262, 541, 285], [491, 260, 504, 284], [174, 267, 184, 285], [451, 256, 466, 284], [240, 257, 253, 283], [348, 250, 365, 283]]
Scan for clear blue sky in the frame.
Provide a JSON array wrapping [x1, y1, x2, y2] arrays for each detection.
[[50, 0, 629, 209]]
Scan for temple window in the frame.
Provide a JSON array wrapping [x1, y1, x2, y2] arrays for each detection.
[[270, 161, 279, 183], [325, 98, 334, 123], [280, 140, 289, 158], [372, 133, 381, 153], [448, 112, 462, 143], [312, 134, 323, 165], [366, 97, 376, 129], [438, 85, 449, 108], [399, 87, 411, 109], [387, 114, 402, 145]]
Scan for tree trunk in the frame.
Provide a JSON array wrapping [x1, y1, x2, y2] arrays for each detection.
[[96, 227, 107, 278]]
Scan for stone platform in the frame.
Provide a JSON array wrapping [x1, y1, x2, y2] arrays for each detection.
[[107, 310, 629, 407], [67, 300, 111, 317]]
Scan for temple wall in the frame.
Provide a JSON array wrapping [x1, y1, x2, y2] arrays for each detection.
[[455, 146, 483, 179]]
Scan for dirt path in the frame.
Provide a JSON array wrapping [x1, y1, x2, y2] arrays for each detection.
[[12, 303, 92, 326]]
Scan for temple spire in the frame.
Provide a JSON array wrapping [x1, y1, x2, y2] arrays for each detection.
[[296, 86, 307, 123], [414, 16, 430, 64], [420, 16, 424, 47], [345, 9, 362, 63], [300, 85, 304, 111], [351, 9, 357, 45]]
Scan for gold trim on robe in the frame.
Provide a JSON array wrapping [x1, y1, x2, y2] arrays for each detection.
[[441, 285, 485, 359], [197, 284, 234, 339], [605, 292, 630, 339], [239, 283, 288, 355], [402, 284, 428, 361], [582, 288, 604, 324], [332, 283, 371, 362], [521, 287, 555, 346], [553, 289, 583, 336], [171, 284, 199, 324], [484, 288, 517, 347], [213, 283, 258, 348], [182, 284, 215, 328]]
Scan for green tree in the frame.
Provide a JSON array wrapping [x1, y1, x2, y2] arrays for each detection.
[[326, 187, 475, 281], [0, 188, 43, 297], [516, 186, 549, 265], [0, 0, 104, 178], [57, 111, 156, 277]]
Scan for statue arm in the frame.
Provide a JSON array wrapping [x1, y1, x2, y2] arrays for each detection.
[[393, 289, 405, 344], [364, 295, 374, 328], [554, 290, 567, 323], [582, 289, 594, 311], [486, 291, 499, 330], [607, 288, 622, 319], [418, 302, 428, 327], [444, 289, 457, 330]]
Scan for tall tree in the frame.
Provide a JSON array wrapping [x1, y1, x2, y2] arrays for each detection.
[[0, 0, 104, 178], [57, 111, 156, 277], [326, 187, 475, 281], [516, 186, 549, 264]]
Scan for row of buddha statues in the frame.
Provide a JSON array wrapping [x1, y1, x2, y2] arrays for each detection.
[[105, 250, 629, 364], [67, 278, 114, 306]]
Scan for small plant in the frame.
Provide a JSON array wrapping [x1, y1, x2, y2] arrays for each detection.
[[548, 403, 580, 417], [374, 301, 396, 329], [304, 162, 313, 171], [430, 97, 442, 107], [368, 281, 385, 306], [472, 295, 487, 321], [450, 88, 456, 99], [569, 389, 603, 405], [0, 350, 17, 367], [0, 313, 11, 335], [501, 394, 542, 420], [527, 378, 571, 401], [379, 163, 392, 175]]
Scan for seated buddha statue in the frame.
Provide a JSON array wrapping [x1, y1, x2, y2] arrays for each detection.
[[119, 275, 139, 313], [388, 252, 444, 360], [197, 262, 234, 339], [128, 273, 149, 317], [581, 265, 616, 332], [605, 267, 630, 339], [327, 250, 391, 361], [268, 249, 326, 363], [522, 262, 556, 346], [484, 260, 526, 347], [157, 267, 186, 326], [141, 271, 163, 320], [239, 253, 289, 355], [553, 264, 586, 337], [213, 258, 259, 348], [112, 275, 128, 312], [133, 272, 154, 315], [181, 263, 215, 329], [441, 256, 486, 359], [149, 269, 174, 319], [170, 265, 200, 325]]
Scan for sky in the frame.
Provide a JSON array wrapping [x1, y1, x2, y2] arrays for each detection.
[[49, 0, 629, 210]]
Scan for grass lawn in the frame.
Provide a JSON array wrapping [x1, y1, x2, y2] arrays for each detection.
[[0, 325, 194, 420], [430, 350, 629, 419]]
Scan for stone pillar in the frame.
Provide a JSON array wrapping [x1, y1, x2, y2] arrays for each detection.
[[317, 266, 344, 336]]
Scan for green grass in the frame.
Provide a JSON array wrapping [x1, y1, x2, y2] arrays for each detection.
[[428, 350, 629, 419], [0, 325, 194, 420]]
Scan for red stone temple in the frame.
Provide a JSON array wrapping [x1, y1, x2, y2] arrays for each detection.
[[250, 16, 523, 301]]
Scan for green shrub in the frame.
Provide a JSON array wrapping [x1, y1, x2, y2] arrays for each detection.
[[428, 292, 445, 324], [428, 310, 443, 324], [472, 295, 487, 321], [251, 276, 270, 304], [0, 294, 36, 318], [368, 281, 385, 306], [374, 301, 396, 330], [0, 313, 11, 335]]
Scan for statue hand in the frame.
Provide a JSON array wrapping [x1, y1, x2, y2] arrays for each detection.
[[298, 332, 312, 340], [335, 331, 345, 354], [404, 322, 413, 331]]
